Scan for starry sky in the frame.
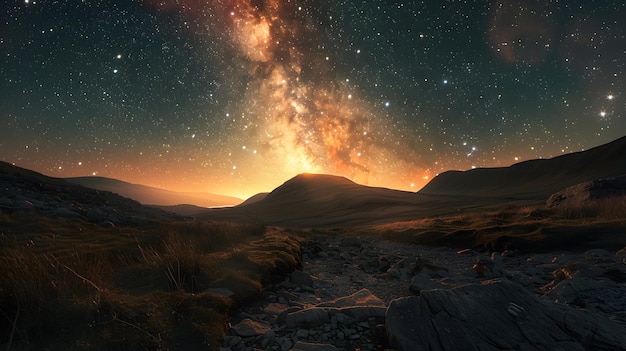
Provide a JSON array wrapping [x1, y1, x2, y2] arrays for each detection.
[[1, 0, 624, 199]]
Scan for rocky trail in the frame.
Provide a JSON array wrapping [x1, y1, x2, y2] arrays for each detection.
[[222, 236, 626, 351]]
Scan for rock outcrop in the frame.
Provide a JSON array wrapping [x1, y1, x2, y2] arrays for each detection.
[[386, 279, 626, 351], [222, 236, 626, 351], [547, 174, 626, 208]]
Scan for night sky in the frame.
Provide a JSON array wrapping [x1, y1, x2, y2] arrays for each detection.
[[1, 0, 624, 198]]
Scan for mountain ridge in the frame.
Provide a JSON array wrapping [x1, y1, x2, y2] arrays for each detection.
[[420, 135, 626, 198], [199, 136, 626, 226]]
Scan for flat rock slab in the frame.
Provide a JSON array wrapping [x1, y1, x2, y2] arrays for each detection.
[[317, 288, 386, 308], [386, 279, 626, 351], [285, 289, 387, 329], [290, 341, 339, 351], [231, 318, 271, 337]]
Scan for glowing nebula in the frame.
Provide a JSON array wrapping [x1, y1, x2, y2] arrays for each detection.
[[213, 0, 425, 193]]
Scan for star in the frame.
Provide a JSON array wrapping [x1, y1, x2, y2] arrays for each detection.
[[0, 0, 624, 198]]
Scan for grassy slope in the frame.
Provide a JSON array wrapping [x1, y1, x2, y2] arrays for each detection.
[[373, 196, 626, 252], [0, 215, 301, 350]]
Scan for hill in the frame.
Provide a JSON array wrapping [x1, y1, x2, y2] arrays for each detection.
[[200, 136, 626, 226], [200, 173, 424, 227], [420, 136, 626, 199], [0, 161, 179, 224], [66, 176, 242, 207]]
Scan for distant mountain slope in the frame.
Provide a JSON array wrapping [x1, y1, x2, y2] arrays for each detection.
[[419, 136, 626, 199], [200, 136, 626, 227], [66, 176, 242, 207], [238, 192, 269, 206]]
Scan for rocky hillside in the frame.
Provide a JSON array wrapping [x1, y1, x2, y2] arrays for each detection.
[[0, 161, 181, 225]]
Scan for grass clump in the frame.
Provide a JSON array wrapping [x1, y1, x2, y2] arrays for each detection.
[[377, 197, 626, 252], [554, 195, 626, 220], [0, 215, 300, 350]]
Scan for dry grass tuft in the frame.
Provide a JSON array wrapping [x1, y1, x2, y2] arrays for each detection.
[[554, 195, 626, 220], [0, 215, 299, 350]]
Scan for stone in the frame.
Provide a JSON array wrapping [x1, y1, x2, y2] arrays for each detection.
[[542, 275, 626, 313], [378, 257, 391, 272], [280, 338, 292, 350], [231, 318, 271, 337], [334, 312, 355, 325], [285, 308, 329, 329], [387, 268, 401, 278], [337, 306, 387, 321], [409, 273, 443, 295], [472, 256, 505, 279], [290, 270, 314, 287], [339, 237, 362, 247], [290, 341, 339, 351], [386, 279, 626, 351], [295, 329, 309, 338], [317, 289, 385, 308], [264, 303, 291, 315]]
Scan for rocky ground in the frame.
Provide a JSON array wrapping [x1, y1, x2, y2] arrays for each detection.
[[221, 235, 626, 351]]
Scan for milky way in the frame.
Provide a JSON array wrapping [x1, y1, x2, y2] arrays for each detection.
[[1, 0, 624, 198]]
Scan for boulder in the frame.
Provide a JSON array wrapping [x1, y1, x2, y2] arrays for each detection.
[[290, 270, 314, 287], [546, 175, 626, 208], [386, 279, 626, 351], [542, 275, 626, 313], [409, 273, 443, 295]]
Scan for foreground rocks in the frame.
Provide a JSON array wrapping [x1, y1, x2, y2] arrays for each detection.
[[222, 236, 626, 351], [387, 279, 626, 351]]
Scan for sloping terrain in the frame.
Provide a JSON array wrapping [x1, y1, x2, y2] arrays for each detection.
[[200, 174, 424, 227], [200, 136, 626, 227], [0, 161, 178, 224], [66, 176, 242, 208]]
